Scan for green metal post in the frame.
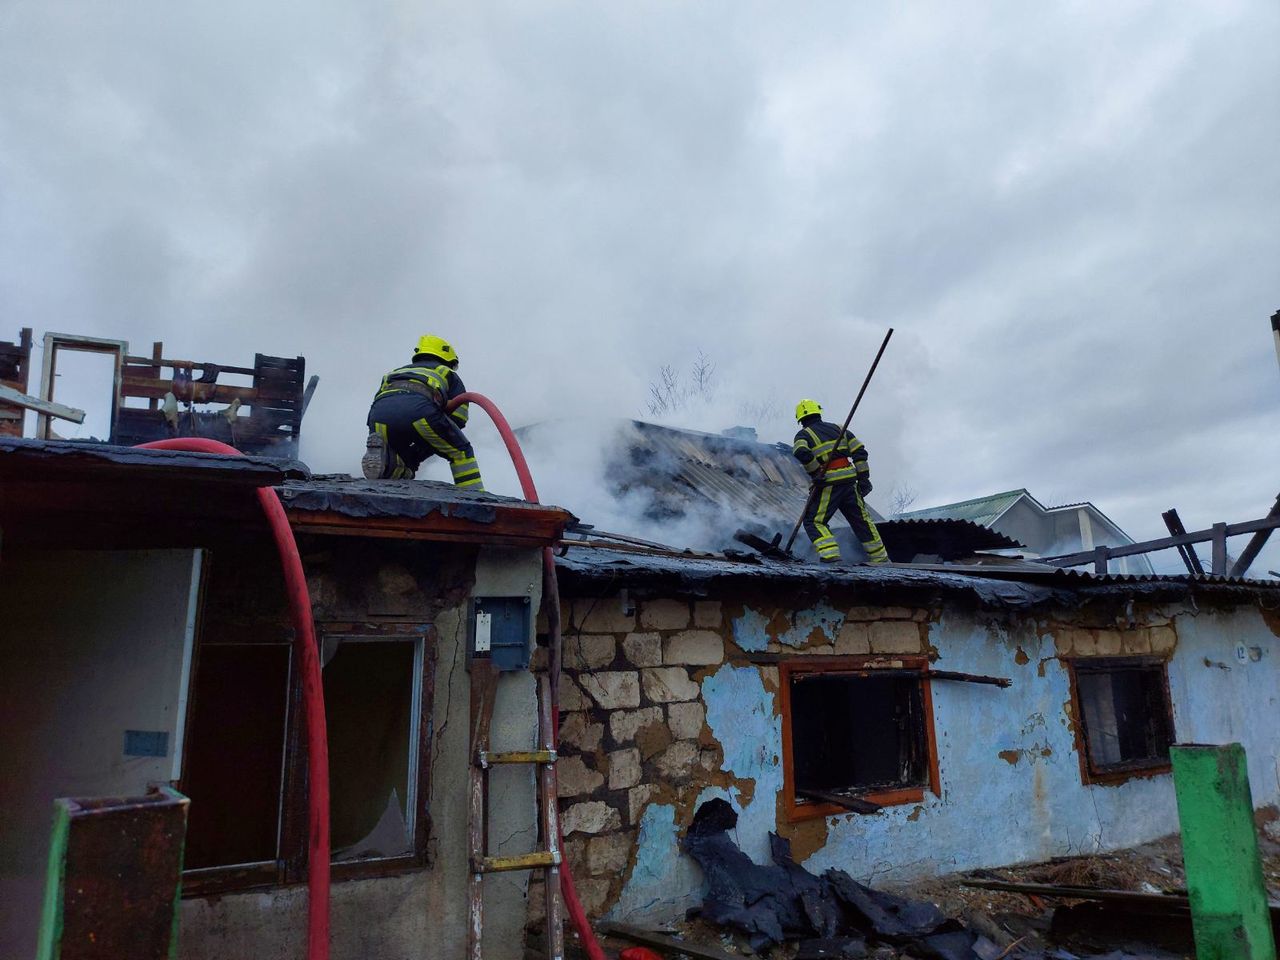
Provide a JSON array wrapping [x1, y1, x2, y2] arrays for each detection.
[[1171, 742, 1276, 960]]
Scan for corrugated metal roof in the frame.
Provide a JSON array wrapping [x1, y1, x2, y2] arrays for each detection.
[[554, 545, 1280, 611], [877, 517, 1023, 558], [614, 420, 880, 526], [897, 489, 1029, 526]]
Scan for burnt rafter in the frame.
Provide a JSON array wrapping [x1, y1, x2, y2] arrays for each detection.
[[1043, 509, 1280, 577], [113, 346, 319, 457]]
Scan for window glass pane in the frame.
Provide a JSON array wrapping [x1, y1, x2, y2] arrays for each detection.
[[324, 641, 416, 861], [183, 645, 290, 869]]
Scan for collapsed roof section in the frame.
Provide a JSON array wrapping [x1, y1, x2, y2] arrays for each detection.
[[2, 329, 317, 458], [0, 328, 34, 438], [526, 418, 1025, 562]]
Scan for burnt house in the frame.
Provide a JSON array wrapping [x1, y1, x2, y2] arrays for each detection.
[[0, 328, 315, 456], [0, 438, 572, 959], [540, 541, 1280, 927], [0, 328, 34, 437]]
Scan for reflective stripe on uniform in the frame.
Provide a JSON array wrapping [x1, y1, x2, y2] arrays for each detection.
[[810, 486, 841, 559], [856, 495, 889, 563], [797, 425, 863, 482], [375, 364, 452, 401], [450, 456, 484, 490], [412, 417, 465, 460]]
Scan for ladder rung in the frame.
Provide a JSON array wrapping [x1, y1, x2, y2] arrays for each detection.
[[480, 850, 560, 873], [478, 749, 556, 767]]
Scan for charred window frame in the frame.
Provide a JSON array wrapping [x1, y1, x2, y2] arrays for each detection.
[[1067, 656, 1175, 785], [180, 622, 435, 895], [779, 656, 940, 822]]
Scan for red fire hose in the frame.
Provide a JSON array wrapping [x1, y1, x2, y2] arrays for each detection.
[[449, 393, 607, 960], [140, 394, 602, 960], [135, 438, 330, 960]]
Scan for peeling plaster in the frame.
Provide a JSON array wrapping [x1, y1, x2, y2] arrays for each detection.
[[612, 605, 1280, 927], [732, 601, 846, 651], [605, 803, 703, 926]]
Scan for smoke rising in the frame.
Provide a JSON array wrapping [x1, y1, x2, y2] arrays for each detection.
[[1, 1, 1277, 571]]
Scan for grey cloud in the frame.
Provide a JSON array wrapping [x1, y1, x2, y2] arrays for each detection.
[[1, 0, 1276, 571]]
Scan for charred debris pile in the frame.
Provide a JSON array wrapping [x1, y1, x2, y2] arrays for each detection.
[[658, 799, 1181, 960], [678, 798, 1001, 960]]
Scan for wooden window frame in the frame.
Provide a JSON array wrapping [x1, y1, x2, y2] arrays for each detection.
[[779, 655, 941, 823], [181, 621, 436, 896], [1065, 655, 1175, 787]]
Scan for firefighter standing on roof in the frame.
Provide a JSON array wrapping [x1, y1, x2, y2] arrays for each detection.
[[362, 335, 484, 489], [792, 399, 888, 564]]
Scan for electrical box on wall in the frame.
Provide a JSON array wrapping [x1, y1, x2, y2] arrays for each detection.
[[470, 596, 532, 671]]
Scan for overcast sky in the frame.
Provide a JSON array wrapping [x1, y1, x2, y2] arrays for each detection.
[[2, 1, 1277, 572]]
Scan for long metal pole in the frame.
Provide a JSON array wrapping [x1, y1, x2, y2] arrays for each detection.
[[783, 328, 894, 554]]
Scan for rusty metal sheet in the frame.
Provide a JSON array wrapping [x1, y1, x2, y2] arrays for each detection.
[[37, 786, 189, 960]]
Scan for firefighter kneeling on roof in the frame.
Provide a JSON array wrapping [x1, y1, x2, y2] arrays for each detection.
[[792, 399, 888, 564], [362, 334, 484, 489]]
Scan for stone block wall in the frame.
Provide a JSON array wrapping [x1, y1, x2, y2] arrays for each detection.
[[529, 592, 933, 922], [523, 590, 1197, 928]]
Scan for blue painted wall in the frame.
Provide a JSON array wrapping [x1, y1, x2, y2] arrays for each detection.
[[609, 603, 1280, 925]]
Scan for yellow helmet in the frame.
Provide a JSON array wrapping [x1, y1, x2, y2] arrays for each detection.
[[414, 334, 458, 366], [795, 399, 823, 422]]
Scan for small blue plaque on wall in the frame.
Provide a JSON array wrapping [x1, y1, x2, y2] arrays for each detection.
[[123, 730, 170, 758]]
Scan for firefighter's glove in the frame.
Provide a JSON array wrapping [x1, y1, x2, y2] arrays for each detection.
[[857, 477, 873, 497]]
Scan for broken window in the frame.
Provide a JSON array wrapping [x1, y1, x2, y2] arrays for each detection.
[[1072, 657, 1174, 780], [182, 644, 291, 870], [322, 637, 423, 862], [781, 658, 937, 818], [181, 626, 430, 890]]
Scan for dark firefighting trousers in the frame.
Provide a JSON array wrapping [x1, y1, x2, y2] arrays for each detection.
[[366, 391, 483, 488], [802, 479, 889, 563]]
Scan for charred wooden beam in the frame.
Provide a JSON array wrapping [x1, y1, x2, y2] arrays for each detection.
[[927, 669, 1012, 688], [1229, 494, 1280, 579], [1044, 514, 1280, 570], [0, 383, 85, 423], [1162, 509, 1205, 576], [744, 653, 1011, 687], [796, 788, 883, 814], [0, 327, 33, 437]]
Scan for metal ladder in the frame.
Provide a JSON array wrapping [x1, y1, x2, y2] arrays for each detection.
[[467, 662, 564, 960]]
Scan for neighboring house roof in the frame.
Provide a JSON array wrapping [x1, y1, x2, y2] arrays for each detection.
[[899, 487, 1152, 572], [1040, 500, 1135, 546], [897, 489, 1031, 527]]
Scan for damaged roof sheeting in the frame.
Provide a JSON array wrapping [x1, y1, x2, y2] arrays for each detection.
[[876, 517, 1022, 561], [279, 475, 576, 546], [554, 545, 1280, 612], [0, 436, 308, 485], [617, 419, 828, 524]]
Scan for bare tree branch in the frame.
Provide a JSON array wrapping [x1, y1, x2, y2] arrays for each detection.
[[888, 483, 918, 518]]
